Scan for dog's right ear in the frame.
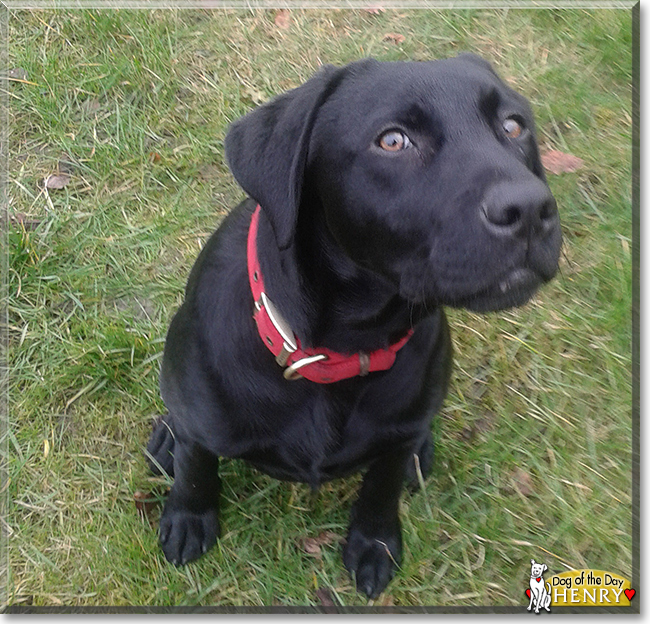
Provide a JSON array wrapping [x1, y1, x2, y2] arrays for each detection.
[[531, 559, 536, 565], [456, 52, 499, 76], [224, 64, 350, 250]]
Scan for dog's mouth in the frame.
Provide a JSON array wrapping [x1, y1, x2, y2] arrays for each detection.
[[400, 266, 545, 313], [456, 267, 544, 312]]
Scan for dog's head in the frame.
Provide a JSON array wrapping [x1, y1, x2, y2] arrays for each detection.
[[225, 55, 561, 313], [530, 559, 548, 578]]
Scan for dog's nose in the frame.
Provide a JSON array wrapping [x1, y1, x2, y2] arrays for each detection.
[[480, 179, 558, 238]]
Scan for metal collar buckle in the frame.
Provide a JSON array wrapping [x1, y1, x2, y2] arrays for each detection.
[[256, 292, 297, 366], [256, 292, 328, 379], [283, 354, 328, 380]]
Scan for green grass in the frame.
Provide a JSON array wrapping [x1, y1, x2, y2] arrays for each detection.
[[4, 8, 633, 609]]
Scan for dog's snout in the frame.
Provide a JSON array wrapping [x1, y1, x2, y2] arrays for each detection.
[[480, 180, 557, 238]]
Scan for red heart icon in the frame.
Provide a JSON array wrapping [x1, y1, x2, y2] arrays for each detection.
[[525, 589, 531, 599], [624, 589, 636, 601]]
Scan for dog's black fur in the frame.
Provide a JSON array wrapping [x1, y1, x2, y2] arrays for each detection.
[[147, 54, 561, 598]]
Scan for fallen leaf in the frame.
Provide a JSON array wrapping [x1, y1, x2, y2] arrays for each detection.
[[58, 153, 76, 174], [510, 468, 534, 497], [274, 9, 291, 30], [242, 85, 266, 105], [299, 537, 322, 557], [474, 412, 496, 434], [379, 593, 395, 606], [541, 149, 585, 175], [459, 413, 495, 443], [315, 587, 337, 609], [364, 6, 385, 14], [134, 490, 162, 526], [82, 98, 101, 114], [149, 151, 162, 163], [44, 174, 70, 190], [383, 32, 406, 44], [439, 529, 452, 544], [11, 213, 43, 230], [460, 425, 475, 443], [8, 67, 28, 81], [198, 163, 221, 181], [298, 531, 340, 557], [315, 530, 339, 545]]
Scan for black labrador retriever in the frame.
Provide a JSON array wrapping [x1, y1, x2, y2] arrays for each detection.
[[147, 54, 562, 599]]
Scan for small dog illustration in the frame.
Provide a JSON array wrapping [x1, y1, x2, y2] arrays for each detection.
[[527, 559, 552, 613]]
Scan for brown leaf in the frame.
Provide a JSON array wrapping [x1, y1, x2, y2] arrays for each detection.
[[298, 531, 340, 557], [8, 67, 28, 81], [379, 593, 395, 606], [364, 6, 385, 14], [134, 490, 162, 526], [439, 528, 452, 544], [460, 424, 475, 443], [242, 85, 266, 105], [274, 9, 291, 30], [541, 149, 585, 175], [510, 468, 534, 497], [11, 213, 43, 230], [198, 163, 221, 181], [474, 412, 496, 434], [149, 151, 162, 163], [44, 174, 70, 190], [315, 587, 337, 609], [383, 32, 406, 44], [58, 153, 76, 174], [459, 412, 496, 443], [314, 530, 340, 546], [82, 98, 101, 114], [298, 537, 323, 557]]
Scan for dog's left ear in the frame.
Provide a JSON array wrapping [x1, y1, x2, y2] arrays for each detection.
[[225, 63, 353, 250], [543, 564, 548, 572]]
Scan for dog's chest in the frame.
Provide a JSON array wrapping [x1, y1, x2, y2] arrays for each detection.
[[242, 390, 393, 486]]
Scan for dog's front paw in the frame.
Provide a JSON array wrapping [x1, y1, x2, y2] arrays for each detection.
[[159, 503, 219, 566], [343, 523, 402, 599]]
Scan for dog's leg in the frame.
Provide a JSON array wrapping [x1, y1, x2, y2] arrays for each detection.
[[527, 587, 534, 611], [405, 432, 434, 491], [343, 447, 410, 599], [158, 438, 221, 566], [533, 589, 541, 613], [146, 414, 176, 477]]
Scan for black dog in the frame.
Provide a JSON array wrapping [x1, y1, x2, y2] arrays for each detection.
[[147, 54, 561, 599]]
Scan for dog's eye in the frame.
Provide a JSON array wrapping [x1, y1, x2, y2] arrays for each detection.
[[378, 130, 411, 152], [503, 117, 524, 139]]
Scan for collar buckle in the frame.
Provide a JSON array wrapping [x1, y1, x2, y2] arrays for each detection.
[[257, 292, 298, 367], [248, 204, 413, 383], [283, 354, 329, 380]]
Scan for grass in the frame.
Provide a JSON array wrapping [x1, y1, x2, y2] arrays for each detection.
[[4, 7, 634, 609]]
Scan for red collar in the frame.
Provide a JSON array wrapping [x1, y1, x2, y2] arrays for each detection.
[[247, 205, 413, 383]]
